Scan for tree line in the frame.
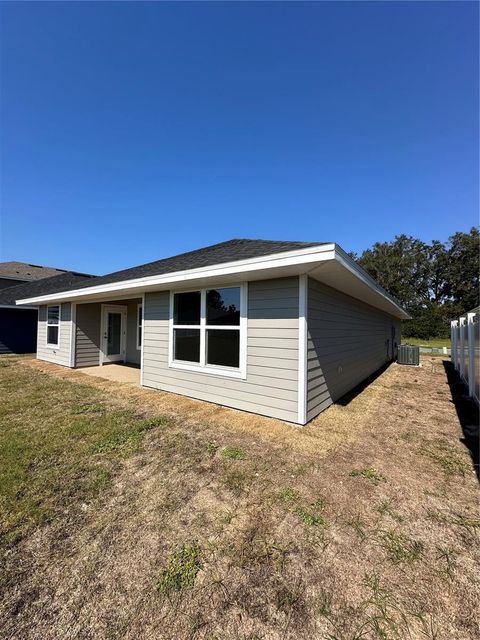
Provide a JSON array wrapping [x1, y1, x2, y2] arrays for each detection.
[[350, 227, 479, 339]]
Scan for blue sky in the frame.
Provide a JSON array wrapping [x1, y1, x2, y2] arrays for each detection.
[[0, 1, 478, 275]]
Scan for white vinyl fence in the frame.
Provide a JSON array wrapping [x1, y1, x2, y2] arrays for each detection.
[[451, 307, 479, 406]]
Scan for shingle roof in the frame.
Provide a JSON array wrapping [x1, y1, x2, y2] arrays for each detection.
[[25, 238, 326, 296], [0, 261, 82, 281], [0, 272, 95, 306]]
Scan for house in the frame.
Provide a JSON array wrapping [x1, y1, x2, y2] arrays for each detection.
[[0, 271, 94, 354], [16, 239, 409, 424]]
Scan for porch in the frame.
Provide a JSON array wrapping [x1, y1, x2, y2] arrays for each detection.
[[74, 297, 142, 369]]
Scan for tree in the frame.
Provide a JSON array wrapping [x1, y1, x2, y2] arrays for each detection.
[[356, 235, 430, 308], [443, 227, 479, 311], [354, 227, 479, 339]]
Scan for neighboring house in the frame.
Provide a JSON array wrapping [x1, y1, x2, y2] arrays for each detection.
[[17, 239, 409, 424], [0, 261, 72, 290], [0, 272, 94, 354]]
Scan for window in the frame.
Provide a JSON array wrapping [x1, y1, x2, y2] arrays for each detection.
[[46, 305, 60, 347], [169, 285, 246, 378], [137, 304, 143, 349]]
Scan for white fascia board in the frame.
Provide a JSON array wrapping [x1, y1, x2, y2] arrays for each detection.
[[17, 244, 336, 305], [333, 246, 411, 320]]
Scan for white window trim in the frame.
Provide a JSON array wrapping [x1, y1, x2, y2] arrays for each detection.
[[168, 284, 247, 380], [136, 303, 142, 350], [46, 303, 61, 348]]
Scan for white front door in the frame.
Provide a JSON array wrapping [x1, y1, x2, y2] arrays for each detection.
[[101, 305, 127, 364]]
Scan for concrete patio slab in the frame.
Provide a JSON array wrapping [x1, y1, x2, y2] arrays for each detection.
[[76, 364, 140, 385]]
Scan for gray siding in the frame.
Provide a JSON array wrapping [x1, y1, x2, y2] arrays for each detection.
[[37, 303, 72, 366], [306, 278, 400, 422], [126, 300, 141, 365], [76, 303, 101, 367], [142, 278, 299, 422]]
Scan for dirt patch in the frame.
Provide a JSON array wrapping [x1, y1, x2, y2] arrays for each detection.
[[1, 356, 479, 639]]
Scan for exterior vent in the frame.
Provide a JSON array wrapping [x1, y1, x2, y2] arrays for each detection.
[[397, 344, 420, 366]]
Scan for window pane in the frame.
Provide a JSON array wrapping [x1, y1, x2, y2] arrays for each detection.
[[206, 329, 239, 368], [174, 292, 201, 325], [107, 312, 122, 356], [47, 306, 60, 324], [47, 326, 59, 345], [174, 328, 200, 362], [206, 288, 240, 326]]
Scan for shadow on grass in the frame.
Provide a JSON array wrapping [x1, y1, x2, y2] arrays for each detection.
[[335, 362, 392, 407], [442, 360, 479, 482]]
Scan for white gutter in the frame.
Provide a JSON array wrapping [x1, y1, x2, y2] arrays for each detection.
[[16, 242, 409, 319]]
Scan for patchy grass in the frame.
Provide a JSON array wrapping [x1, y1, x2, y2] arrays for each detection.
[[0, 364, 170, 547], [155, 543, 203, 594], [380, 530, 424, 564], [0, 356, 478, 640], [350, 467, 387, 484], [420, 438, 467, 477], [221, 445, 246, 460]]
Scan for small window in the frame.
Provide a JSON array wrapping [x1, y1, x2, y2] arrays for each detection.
[[46, 305, 60, 347], [137, 304, 142, 349]]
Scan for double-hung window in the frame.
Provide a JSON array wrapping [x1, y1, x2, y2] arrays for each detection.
[[170, 285, 246, 378], [46, 305, 60, 347]]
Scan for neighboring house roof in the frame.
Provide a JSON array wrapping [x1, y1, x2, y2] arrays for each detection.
[[16, 238, 411, 320], [0, 272, 95, 307], [0, 261, 86, 282]]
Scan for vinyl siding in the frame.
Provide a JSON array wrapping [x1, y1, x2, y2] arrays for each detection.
[[142, 277, 299, 422], [126, 300, 141, 365], [37, 303, 72, 366], [306, 278, 400, 421], [76, 303, 101, 367]]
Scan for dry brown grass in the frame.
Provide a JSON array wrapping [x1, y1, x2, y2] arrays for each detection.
[[0, 355, 479, 640]]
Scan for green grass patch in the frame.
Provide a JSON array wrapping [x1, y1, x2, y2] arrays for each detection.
[[296, 507, 327, 528], [206, 441, 219, 456], [155, 542, 203, 593], [380, 530, 424, 564], [0, 361, 170, 547], [350, 467, 387, 484], [277, 486, 300, 502], [221, 446, 245, 460]]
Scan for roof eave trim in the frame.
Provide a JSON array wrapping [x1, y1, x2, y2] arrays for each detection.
[[17, 244, 337, 305]]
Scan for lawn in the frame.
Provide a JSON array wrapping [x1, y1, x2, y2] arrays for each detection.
[[1, 356, 479, 640], [402, 337, 451, 349]]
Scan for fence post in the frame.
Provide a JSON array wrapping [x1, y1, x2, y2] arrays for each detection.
[[459, 317, 466, 379], [451, 320, 458, 370], [467, 312, 476, 398]]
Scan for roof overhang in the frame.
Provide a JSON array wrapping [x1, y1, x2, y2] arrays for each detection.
[[17, 243, 410, 320]]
